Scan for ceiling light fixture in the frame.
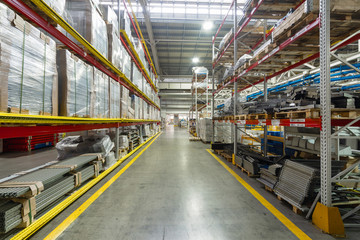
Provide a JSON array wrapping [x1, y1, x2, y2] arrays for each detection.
[[202, 21, 213, 30], [192, 57, 199, 63]]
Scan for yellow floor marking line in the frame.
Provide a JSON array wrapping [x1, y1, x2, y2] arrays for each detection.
[[43, 133, 162, 240], [11, 132, 161, 240], [206, 149, 312, 240]]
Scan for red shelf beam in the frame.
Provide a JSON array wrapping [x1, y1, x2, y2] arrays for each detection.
[[214, 118, 360, 128], [0, 122, 159, 139]]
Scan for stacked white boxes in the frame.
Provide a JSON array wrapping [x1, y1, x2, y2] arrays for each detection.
[[92, 68, 109, 118], [57, 50, 93, 117], [66, 0, 108, 57], [199, 118, 213, 142], [0, 3, 58, 115], [109, 79, 120, 118]]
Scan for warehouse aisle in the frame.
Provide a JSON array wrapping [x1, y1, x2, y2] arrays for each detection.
[[33, 126, 333, 240]]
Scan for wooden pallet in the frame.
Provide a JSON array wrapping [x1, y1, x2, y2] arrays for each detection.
[[276, 195, 303, 215], [264, 185, 274, 193], [214, 149, 225, 155], [224, 115, 234, 120], [220, 152, 233, 162], [274, 109, 320, 119], [240, 167, 259, 178], [331, 109, 360, 119], [247, 113, 272, 120], [234, 115, 247, 120], [189, 136, 201, 141]]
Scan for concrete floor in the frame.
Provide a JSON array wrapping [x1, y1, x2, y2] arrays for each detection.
[[27, 126, 339, 240]]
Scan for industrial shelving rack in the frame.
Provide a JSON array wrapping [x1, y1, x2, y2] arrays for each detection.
[[0, 0, 161, 238], [0, 0, 161, 144], [211, 0, 360, 232], [189, 67, 209, 136]]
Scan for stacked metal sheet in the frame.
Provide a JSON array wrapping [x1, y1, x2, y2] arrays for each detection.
[[0, 154, 102, 234], [257, 164, 282, 189], [274, 160, 319, 209]]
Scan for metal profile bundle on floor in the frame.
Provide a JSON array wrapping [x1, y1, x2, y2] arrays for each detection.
[[0, 154, 102, 234]]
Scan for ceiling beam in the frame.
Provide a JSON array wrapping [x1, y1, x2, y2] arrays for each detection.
[[138, 0, 161, 75]]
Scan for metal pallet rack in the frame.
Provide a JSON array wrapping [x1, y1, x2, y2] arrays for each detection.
[[189, 67, 209, 137], [0, 0, 161, 141], [211, 0, 360, 233], [0, 0, 162, 237]]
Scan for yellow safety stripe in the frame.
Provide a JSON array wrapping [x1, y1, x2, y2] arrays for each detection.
[[11, 132, 162, 240], [30, 0, 158, 108], [206, 149, 312, 240]]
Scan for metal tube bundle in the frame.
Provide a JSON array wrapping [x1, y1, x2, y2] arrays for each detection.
[[0, 154, 102, 234]]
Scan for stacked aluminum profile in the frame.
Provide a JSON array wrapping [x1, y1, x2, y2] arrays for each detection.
[[0, 154, 102, 234], [274, 160, 318, 209]]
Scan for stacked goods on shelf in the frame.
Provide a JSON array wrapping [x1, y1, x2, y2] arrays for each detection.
[[3, 134, 57, 152], [93, 68, 109, 118], [0, 154, 103, 234], [198, 118, 213, 143], [57, 49, 93, 117], [214, 121, 233, 143], [66, 0, 108, 57], [122, 129, 140, 151], [55, 134, 114, 160], [122, 50, 132, 79], [132, 67, 144, 91], [257, 164, 282, 190], [0, 3, 58, 115], [107, 23, 123, 72], [218, 30, 233, 53], [120, 86, 129, 118], [109, 79, 120, 118], [119, 10, 132, 37], [234, 54, 252, 71], [274, 160, 346, 210], [102, 6, 119, 37]]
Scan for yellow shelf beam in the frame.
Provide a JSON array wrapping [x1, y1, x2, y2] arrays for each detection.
[[0, 113, 159, 125]]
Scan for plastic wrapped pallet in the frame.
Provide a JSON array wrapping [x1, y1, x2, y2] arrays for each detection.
[[118, 10, 131, 37], [0, 4, 58, 115], [107, 24, 123, 71], [120, 86, 129, 118], [93, 68, 109, 118], [43, 0, 67, 16], [109, 79, 120, 118], [102, 6, 119, 36], [199, 118, 213, 142], [132, 68, 143, 91], [66, 0, 108, 57], [57, 49, 93, 117], [122, 51, 131, 79]]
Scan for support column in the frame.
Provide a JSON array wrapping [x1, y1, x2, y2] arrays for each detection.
[[115, 126, 120, 159], [319, 0, 332, 208], [212, 36, 215, 143], [263, 77, 268, 157], [233, 0, 238, 160], [312, 0, 345, 236]]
